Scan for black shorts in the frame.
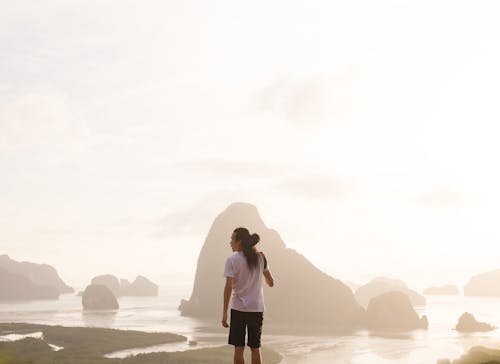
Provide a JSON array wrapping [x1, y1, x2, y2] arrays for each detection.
[[228, 309, 264, 348]]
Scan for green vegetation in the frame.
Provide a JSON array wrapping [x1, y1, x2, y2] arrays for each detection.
[[0, 323, 282, 364], [122, 346, 282, 364], [0, 322, 185, 356], [439, 346, 500, 364]]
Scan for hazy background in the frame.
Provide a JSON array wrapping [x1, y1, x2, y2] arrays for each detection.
[[1, 0, 499, 289]]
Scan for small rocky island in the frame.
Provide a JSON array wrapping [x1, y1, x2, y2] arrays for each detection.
[[366, 291, 428, 331], [82, 284, 119, 310], [355, 277, 426, 308], [89, 274, 159, 297], [454, 312, 496, 333]]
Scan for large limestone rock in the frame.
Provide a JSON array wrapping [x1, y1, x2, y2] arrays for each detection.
[[179, 202, 365, 332], [454, 312, 496, 332], [0, 255, 73, 294], [355, 277, 426, 308], [464, 269, 500, 297], [0, 267, 59, 301], [91, 275, 121, 297], [82, 284, 119, 310], [121, 276, 158, 296], [366, 291, 428, 331], [423, 285, 459, 295]]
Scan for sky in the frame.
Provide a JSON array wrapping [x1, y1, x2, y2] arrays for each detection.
[[1, 0, 500, 290]]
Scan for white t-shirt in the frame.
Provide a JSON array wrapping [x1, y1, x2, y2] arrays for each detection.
[[224, 251, 268, 312]]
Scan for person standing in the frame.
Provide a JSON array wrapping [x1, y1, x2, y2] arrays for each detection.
[[222, 227, 275, 364]]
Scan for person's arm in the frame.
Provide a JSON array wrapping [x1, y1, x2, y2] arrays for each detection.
[[222, 277, 232, 328], [264, 269, 274, 287]]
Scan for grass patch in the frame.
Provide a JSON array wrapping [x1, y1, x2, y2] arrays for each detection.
[[0, 323, 282, 364]]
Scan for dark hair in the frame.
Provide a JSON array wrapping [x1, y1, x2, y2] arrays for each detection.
[[234, 227, 260, 270]]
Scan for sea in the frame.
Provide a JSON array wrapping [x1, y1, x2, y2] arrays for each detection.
[[1, 281, 500, 364]]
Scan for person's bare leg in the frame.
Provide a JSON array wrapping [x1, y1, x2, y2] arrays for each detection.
[[234, 346, 245, 364], [250, 347, 261, 364]]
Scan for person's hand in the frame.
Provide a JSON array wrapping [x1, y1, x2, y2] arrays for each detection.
[[222, 312, 229, 328]]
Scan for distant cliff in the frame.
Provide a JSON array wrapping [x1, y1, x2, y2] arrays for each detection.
[[0, 255, 73, 295], [423, 285, 459, 295], [355, 277, 426, 308], [121, 276, 158, 296], [0, 267, 59, 300], [464, 269, 500, 297], [89, 274, 159, 296], [179, 202, 365, 332]]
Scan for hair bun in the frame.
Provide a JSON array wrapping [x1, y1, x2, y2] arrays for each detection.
[[250, 233, 260, 246]]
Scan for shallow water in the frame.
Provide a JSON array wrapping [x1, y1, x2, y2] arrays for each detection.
[[1, 282, 500, 363], [0, 331, 64, 351], [0, 331, 43, 341]]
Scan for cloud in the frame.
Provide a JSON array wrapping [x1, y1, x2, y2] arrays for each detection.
[[177, 159, 290, 178], [155, 193, 240, 238], [8, 218, 158, 238], [276, 175, 353, 199], [0, 91, 91, 150], [257, 73, 355, 125], [418, 188, 464, 207]]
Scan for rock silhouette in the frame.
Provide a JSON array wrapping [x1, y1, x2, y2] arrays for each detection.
[[0, 267, 59, 301], [423, 285, 459, 295], [91, 275, 121, 297], [355, 277, 426, 308], [121, 276, 158, 296], [120, 278, 131, 291], [179, 202, 365, 332], [89, 275, 159, 297], [0, 255, 73, 294], [464, 269, 500, 297], [454, 312, 496, 332], [82, 284, 119, 310], [366, 291, 428, 331]]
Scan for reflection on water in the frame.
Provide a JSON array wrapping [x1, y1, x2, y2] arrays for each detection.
[[82, 310, 117, 327], [0, 331, 64, 351], [366, 336, 418, 361], [0, 331, 43, 341], [105, 333, 227, 358], [362, 329, 424, 360], [48, 343, 64, 351], [266, 335, 355, 364], [367, 331, 415, 340]]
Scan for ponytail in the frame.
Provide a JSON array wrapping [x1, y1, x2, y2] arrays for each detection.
[[233, 227, 260, 270]]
